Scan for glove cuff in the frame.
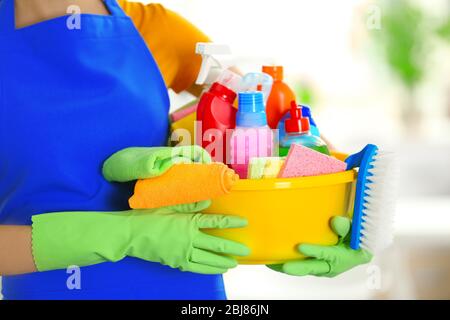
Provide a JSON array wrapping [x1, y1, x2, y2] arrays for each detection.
[[32, 211, 131, 272]]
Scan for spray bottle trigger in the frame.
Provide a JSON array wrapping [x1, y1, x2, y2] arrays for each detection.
[[195, 43, 232, 85]]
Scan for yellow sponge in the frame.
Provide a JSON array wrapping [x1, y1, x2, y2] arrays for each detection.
[[248, 157, 286, 179]]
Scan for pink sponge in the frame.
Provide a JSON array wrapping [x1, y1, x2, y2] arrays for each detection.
[[278, 144, 347, 178]]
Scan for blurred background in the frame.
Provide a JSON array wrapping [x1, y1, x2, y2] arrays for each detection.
[[156, 0, 450, 300]]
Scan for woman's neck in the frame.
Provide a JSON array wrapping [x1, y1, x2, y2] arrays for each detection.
[[15, 0, 110, 28]]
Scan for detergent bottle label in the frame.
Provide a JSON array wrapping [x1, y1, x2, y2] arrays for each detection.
[[229, 127, 274, 178]]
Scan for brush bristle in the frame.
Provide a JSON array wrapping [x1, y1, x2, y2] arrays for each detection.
[[359, 151, 398, 255]]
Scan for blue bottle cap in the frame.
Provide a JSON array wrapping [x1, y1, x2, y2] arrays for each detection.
[[236, 92, 268, 127], [300, 105, 317, 127]]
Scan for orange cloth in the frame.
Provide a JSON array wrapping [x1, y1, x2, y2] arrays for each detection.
[[129, 163, 239, 209], [118, 1, 210, 93]]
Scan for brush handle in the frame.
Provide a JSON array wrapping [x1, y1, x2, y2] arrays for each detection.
[[345, 144, 378, 250]]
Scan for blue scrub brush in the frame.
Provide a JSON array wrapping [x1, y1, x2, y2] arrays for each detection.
[[345, 144, 398, 255]]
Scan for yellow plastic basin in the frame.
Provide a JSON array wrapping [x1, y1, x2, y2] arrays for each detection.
[[204, 153, 356, 265]]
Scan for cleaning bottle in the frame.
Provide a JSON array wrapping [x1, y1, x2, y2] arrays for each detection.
[[262, 66, 296, 129], [230, 92, 274, 179], [277, 104, 321, 143], [196, 69, 241, 163], [279, 102, 330, 156]]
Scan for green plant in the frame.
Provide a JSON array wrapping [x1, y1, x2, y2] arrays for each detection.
[[369, 0, 449, 128], [436, 17, 450, 42], [371, 0, 426, 89]]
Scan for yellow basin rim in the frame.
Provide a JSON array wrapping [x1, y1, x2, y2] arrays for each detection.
[[232, 169, 357, 191]]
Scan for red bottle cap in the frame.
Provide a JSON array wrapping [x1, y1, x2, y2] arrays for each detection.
[[285, 101, 310, 133], [262, 66, 284, 81], [210, 82, 237, 104]]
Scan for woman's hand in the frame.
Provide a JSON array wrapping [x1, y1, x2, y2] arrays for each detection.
[[102, 145, 212, 183], [32, 204, 250, 274], [103, 145, 214, 212], [268, 217, 372, 277]]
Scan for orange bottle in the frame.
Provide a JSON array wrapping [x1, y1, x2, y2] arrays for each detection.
[[262, 66, 296, 129]]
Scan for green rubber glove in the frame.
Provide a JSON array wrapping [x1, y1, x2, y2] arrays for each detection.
[[102, 145, 212, 183], [32, 202, 250, 274], [268, 217, 373, 277]]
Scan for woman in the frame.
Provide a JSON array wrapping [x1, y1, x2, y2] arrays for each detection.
[[0, 0, 371, 300]]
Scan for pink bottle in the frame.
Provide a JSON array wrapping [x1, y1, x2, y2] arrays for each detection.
[[230, 92, 274, 179]]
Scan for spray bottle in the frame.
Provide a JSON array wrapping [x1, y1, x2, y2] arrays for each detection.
[[171, 43, 234, 146], [195, 43, 242, 163]]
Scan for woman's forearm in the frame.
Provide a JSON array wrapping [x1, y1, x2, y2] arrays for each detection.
[[0, 226, 37, 276]]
